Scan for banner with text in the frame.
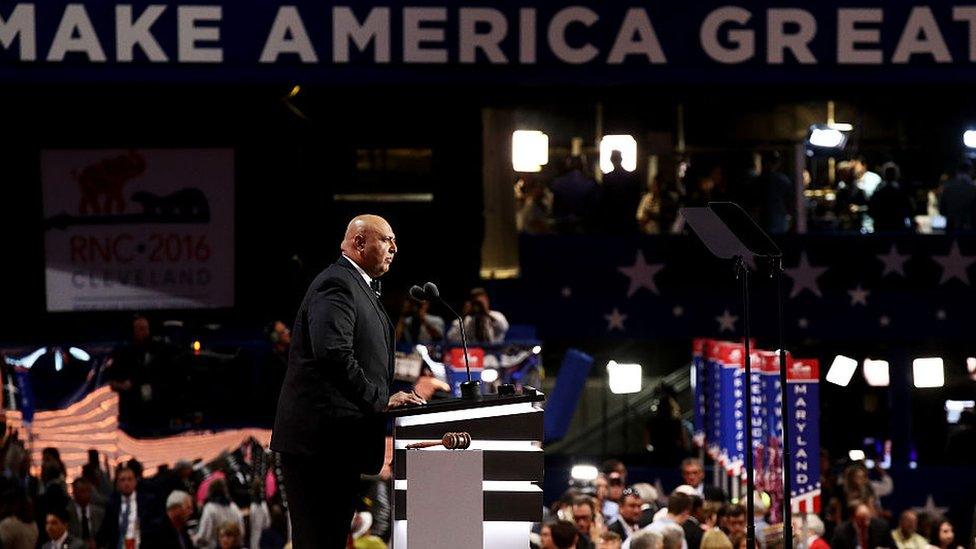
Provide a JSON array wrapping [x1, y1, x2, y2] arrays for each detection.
[[42, 148, 234, 311]]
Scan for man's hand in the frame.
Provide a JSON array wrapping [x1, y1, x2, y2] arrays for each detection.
[[386, 391, 426, 409]]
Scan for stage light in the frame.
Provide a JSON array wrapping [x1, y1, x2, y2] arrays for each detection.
[[192, 341, 201, 354], [848, 449, 865, 461], [913, 357, 945, 388], [606, 360, 642, 394], [570, 465, 599, 482], [863, 359, 890, 387], [964, 130, 976, 149], [512, 130, 549, 173], [481, 368, 499, 383], [54, 350, 63, 372], [945, 400, 975, 423], [532, 345, 542, 355], [599, 135, 637, 173], [808, 126, 846, 149], [68, 347, 90, 361], [3, 347, 47, 369], [967, 357, 976, 380], [826, 355, 858, 386]]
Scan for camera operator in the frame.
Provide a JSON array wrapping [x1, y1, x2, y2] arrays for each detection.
[[447, 288, 509, 344]]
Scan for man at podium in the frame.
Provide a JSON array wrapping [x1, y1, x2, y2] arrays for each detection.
[[271, 214, 425, 548]]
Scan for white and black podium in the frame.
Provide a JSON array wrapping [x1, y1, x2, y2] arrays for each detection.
[[386, 391, 545, 548]]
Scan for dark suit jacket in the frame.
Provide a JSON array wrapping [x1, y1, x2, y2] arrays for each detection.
[[270, 257, 394, 474], [831, 518, 895, 549], [42, 535, 86, 549], [142, 517, 193, 549], [66, 501, 104, 542], [608, 518, 644, 540], [95, 491, 159, 549]]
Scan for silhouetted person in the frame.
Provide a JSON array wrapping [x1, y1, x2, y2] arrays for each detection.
[[869, 162, 915, 232], [551, 155, 599, 233], [600, 150, 642, 234], [939, 161, 976, 230], [749, 151, 795, 234]]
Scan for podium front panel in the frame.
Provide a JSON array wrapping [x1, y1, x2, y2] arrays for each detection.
[[392, 398, 544, 548]]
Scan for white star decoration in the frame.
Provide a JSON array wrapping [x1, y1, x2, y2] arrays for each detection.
[[784, 252, 828, 299], [933, 241, 976, 285], [716, 309, 738, 332], [605, 308, 627, 331], [618, 251, 664, 297], [877, 244, 910, 277], [911, 495, 949, 518], [848, 285, 870, 306]]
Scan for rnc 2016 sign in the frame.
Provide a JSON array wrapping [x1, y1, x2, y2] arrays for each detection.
[[42, 149, 235, 311], [3, 2, 976, 83]]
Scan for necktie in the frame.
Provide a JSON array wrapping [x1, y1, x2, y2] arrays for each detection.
[[119, 497, 130, 549], [81, 506, 91, 540], [370, 279, 382, 297]]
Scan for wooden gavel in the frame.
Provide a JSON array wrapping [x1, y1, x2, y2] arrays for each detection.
[[405, 432, 472, 450]]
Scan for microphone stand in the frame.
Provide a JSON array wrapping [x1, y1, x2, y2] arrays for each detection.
[[438, 299, 481, 399]]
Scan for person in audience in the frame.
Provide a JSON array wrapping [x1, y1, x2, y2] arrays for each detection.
[[43, 508, 85, 549], [869, 162, 915, 232], [700, 502, 721, 531], [550, 154, 599, 234], [796, 513, 829, 549], [929, 519, 965, 549], [748, 150, 795, 234], [625, 491, 692, 549], [831, 503, 895, 549], [595, 475, 618, 525], [841, 462, 892, 516], [194, 479, 244, 549], [628, 530, 663, 549], [261, 320, 292, 415], [217, 521, 245, 549], [599, 530, 624, 549], [395, 298, 445, 344], [608, 488, 648, 541], [37, 461, 71, 545], [97, 465, 159, 549], [853, 156, 882, 199], [630, 483, 659, 526], [0, 487, 39, 549], [154, 490, 194, 549], [447, 288, 509, 343], [673, 486, 703, 549], [721, 505, 746, 541], [599, 149, 642, 234], [938, 160, 976, 230], [67, 478, 104, 548], [572, 495, 600, 549], [680, 459, 726, 503], [258, 503, 288, 549], [699, 528, 732, 549], [892, 510, 928, 549], [547, 520, 581, 549]]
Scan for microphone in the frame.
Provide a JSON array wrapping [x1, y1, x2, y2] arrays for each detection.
[[411, 281, 481, 399]]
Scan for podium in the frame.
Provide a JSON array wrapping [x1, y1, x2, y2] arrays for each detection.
[[385, 391, 545, 548]]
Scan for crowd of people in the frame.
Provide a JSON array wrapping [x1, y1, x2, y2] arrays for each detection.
[[534, 457, 970, 549], [394, 287, 510, 345], [515, 150, 976, 236]]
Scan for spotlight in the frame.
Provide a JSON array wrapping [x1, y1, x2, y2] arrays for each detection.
[[570, 465, 599, 481], [848, 449, 866, 461], [54, 350, 63, 372], [68, 347, 91, 361], [532, 345, 542, 355], [967, 357, 976, 380], [481, 368, 499, 383], [606, 360, 642, 394], [913, 357, 945, 388], [512, 130, 549, 173], [826, 355, 858, 386], [192, 341, 202, 354], [599, 135, 638, 173], [863, 359, 890, 387], [806, 124, 851, 154], [964, 130, 976, 149]]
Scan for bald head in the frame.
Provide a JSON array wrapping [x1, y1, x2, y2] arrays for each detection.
[[340, 215, 397, 278]]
